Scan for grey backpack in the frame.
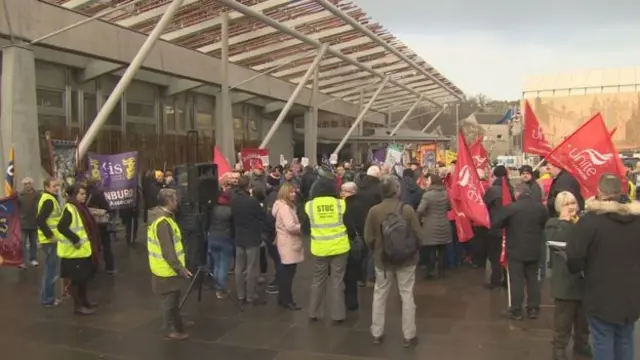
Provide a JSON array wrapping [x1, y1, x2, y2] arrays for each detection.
[[381, 202, 419, 264]]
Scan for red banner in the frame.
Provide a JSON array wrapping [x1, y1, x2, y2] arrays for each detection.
[[547, 113, 626, 198], [0, 195, 23, 267], [469, 138, 489, 170], [499, 176, 513, 267], [522, 100, 553, 157], [213, 146, 232, 180], [450, 131, 490, 229], [240, 148, 269, 171]]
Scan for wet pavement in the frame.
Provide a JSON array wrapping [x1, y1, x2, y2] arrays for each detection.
[[0, 236, 637, 360]]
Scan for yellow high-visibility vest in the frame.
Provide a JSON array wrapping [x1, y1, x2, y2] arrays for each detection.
[[147, 215, 185, 277], [37, 192, 62, 244], [629, 181, 636, 200], [304, 197, 350, 257], [57, 203, 92, 259]]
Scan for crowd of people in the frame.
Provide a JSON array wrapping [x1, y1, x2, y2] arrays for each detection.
[[13, 156, 640, 359]]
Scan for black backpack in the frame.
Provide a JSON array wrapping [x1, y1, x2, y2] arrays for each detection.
[[381, 202, 419, 264]]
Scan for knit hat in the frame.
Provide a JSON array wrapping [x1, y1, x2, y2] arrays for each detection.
[[493, 165, 508, 178], [519, 165, 534, 175]]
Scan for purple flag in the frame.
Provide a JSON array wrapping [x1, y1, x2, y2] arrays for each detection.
[[87, 151, 139, 210], [370, 148, 386, 165]]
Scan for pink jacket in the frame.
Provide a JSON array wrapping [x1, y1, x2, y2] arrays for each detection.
[[272, 200, 304, 265]]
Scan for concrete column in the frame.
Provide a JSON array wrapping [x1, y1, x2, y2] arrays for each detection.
[[0, 44, 42, 191], [350, 88, 365, 163], [304, 110, 318, 165], [215, 12, 235, 164]]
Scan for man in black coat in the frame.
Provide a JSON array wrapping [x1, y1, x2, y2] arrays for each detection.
[[492, 183, 548, 320], [230, 176, 266, 305], [566, 174, 640, 360], [519, 165, 543, 202], [480, 166, 513, 288], [547, 163, 584, 217]]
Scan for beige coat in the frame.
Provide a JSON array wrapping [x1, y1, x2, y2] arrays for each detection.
[[273, 200, 304, 265]]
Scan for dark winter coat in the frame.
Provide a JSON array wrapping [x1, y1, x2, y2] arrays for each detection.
[[416, 186, 452, 246], [566, 198, 640, 325], [343, 194, 366, 240], [230, 189, 265, 248], [355, 175, 383, 216], [492, 193, 549, 262], [483, 177, 514, 236], [400, 177, 423, 210], [522, 179, 544, 203], [545, 218, 583, 300], [547, 170, 584, 217]]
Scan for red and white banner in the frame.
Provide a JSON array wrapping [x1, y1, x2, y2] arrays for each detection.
[[547, 113, 626, 198], [469, 138, 489, 170], [450, 131, 490, 229], [213, 146, 232, 180], [240, 148, 269, 171], [522, 100, 553, 157]]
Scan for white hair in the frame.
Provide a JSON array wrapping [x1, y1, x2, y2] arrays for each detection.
[[366, 165, 381, 178], [22, 177, 34, 184], [341, 182, 358, 193]]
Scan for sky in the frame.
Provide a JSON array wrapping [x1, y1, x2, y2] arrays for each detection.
[[354, 0, 640, 100]]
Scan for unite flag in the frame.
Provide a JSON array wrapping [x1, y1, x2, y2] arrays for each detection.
[[450, 131, 491, 229], [546, 113, 626, 198], [522, 101, 553, 157], [469, 138, 490, 170], [4, 146, 15, 196]]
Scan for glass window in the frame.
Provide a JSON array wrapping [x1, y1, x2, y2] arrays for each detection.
[[125, 122, 158, 169], [102, 96, 123, 126], [70, 91, 79, 124], [233, 118, 244, 142], [247, 119, 259, 141], [196, 95, 213, 129], [126, 102, 154, 118], [164, 103, 176, 132], [84, 94, 97, 128], [294, 118, 304, 129], [36, 89, 64, 108], [330, 120, 339, 128], [176, 95, 186, 131]]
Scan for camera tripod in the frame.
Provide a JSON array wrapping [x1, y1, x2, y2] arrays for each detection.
[[178, 264, 243, 312]]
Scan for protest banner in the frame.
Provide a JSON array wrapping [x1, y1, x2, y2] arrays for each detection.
[[241, 148, 269, 170], [0, 195, 22, 267], [87, 151, 139, 210]]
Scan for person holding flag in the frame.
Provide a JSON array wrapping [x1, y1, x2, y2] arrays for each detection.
[[492, 183, 548, 320]]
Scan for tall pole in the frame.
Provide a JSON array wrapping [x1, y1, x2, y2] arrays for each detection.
[[333, 76, 390, 155], [78, 0, 185, 158], [455, 103, 460, 150], [389, 95, 422, 136], [260, 44, 328, 148], [219, 11, 233, 163]]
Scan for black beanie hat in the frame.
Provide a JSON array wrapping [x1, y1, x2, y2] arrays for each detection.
[[493, 165, 508, 178]]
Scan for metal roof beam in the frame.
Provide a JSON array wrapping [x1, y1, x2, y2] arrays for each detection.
[[376, 91, 451, 108], [291, 54, 398, 82], [197, 9, 334, 53], [230, 24, 353, 63], [216, 0, 442, 107], [163, 79, 203, 97], [116, 0, 201, 27], [315, 0, 463, 100], [62, 0, 98, 9], [77, 59, 124, 83], [346, 80, 441, 101], [317, 63, 409, 87]]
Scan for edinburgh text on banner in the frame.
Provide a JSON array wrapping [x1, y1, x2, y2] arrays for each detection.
[[88, 152, 139, 210]]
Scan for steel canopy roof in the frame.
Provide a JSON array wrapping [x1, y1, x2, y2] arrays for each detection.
[[46, 0, 465, 114]]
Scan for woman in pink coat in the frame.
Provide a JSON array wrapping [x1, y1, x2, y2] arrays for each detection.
[[272, 183, 304, 311]]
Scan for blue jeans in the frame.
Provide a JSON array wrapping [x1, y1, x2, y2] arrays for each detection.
[[21, 230, 38, 264], [40, 243, 59, 306], [207, 239, 233, 291], [588, 315, 635, 360]]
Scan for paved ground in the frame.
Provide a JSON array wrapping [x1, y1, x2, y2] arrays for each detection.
[[0, 236, 636, 360]]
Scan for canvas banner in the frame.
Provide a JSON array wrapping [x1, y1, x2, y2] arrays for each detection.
[[87, 151, 139, 210]]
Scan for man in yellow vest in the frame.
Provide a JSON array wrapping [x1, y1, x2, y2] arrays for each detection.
[[36, 178, 62, 308], [305, 179, 350, 322], [147, 188, 192, 341]]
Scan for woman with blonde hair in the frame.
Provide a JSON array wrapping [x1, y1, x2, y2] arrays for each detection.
[[545, 191, 591, 360], [272, 182, 303, 311]]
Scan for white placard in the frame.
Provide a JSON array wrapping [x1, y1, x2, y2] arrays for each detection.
[[260, 155, 270, 166], [301, 157, 309, 167], [279, 154, 286, 166], [329, 153, 338, 165]]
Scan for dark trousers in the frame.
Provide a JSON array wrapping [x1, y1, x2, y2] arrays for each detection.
[[344, 256, 361, 310], [507, 259, 540, 312], [160, 290, 184, 334], [124, 213, 139, 245], [70, 279, 89, 308], [424, 244, 446, 277], [278, 264, 297, 305], [553, 298, 590, 349], [98, 225, 115, 272], [259, 246, 268, 274], [470, 226, 488, 267], [486, 234, 503, 286], [266, 242, 282, 285]]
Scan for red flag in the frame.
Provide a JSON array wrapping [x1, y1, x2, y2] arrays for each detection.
[[445, 180, 474, 243], [469, 138, 489, 170], [213, 146, 232, 180], [451, 131, 490, 228], [499, 176, 513, 267], [522, 100, 553, 157], [547, 113, 625, 198]]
